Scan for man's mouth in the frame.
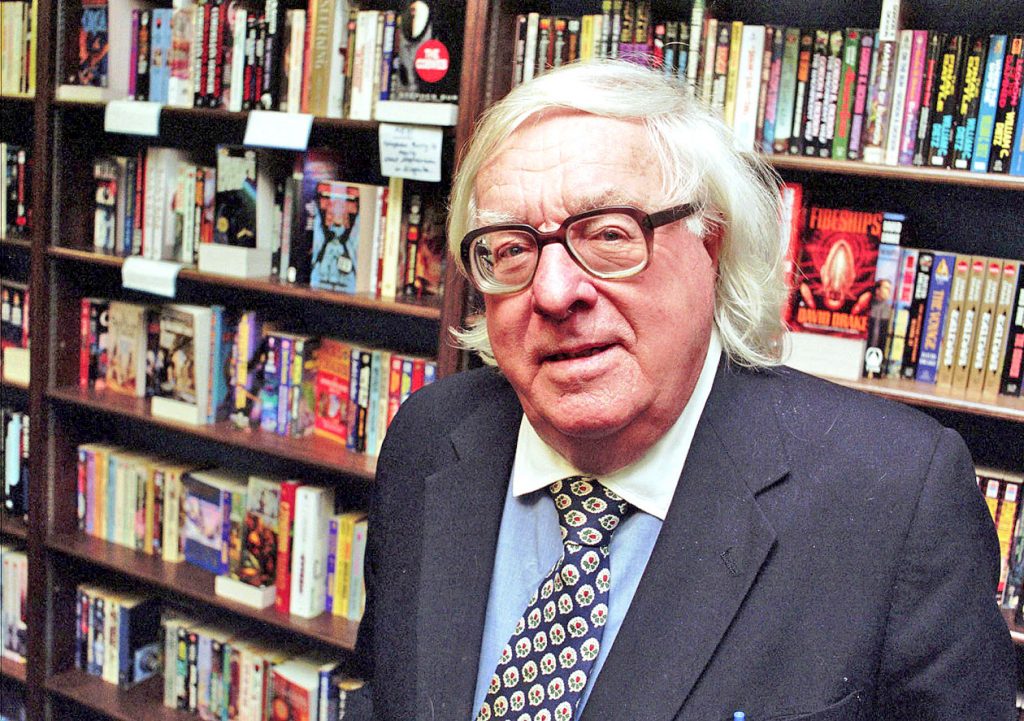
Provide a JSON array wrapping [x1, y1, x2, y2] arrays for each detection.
[[546, 344, 613, 362]]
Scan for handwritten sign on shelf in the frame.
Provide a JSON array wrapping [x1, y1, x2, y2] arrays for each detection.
[[379, 123, 443, 182]]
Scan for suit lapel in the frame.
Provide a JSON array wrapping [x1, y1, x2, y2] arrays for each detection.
[[582, 362, 789, 721], [414, 378, 523, 718]]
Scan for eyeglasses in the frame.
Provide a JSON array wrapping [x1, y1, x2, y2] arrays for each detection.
[[460, 204, 698, 295]]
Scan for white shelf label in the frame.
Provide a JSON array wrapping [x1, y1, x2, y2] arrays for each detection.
[[104, 100, 162, 136], [244, 110, 313, 150], [379, 123, 443, 182], [122, 257, 181, 298]]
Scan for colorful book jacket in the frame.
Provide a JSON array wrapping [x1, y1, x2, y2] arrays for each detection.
[[791, 206, 884, 338]]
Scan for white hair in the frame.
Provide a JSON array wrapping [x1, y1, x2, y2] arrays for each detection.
[[448, 60, 788, 368]]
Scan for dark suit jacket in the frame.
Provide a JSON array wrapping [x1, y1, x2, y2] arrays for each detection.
[[353, 361, 1016, 720]]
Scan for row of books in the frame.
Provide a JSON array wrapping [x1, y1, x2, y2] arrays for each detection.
[[0, 0, 37, 97], [60, 0, 463, 126], [1, 143, 31, 239], [91, 147, 446, 300], [0, 278, 29, 386], [78, 298, 436, 452], [74, 584, 161, 689], [0, 543, 26, 665], [159, 610, 364, 720], [781, 188, 1024, 397], [2, 407, 28, 518], [514, 1, 1024, 175], [979, 468, 1024, 611], [75, 448, 368, 621]]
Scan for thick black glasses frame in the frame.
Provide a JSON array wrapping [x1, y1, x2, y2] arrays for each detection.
[[460, 203, 699, 293]]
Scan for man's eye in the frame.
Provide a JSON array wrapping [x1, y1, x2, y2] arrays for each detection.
[[496, 242, 533, 260]]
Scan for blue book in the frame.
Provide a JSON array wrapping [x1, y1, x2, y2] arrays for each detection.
[[182, 470, 247, 575], [886, 248, 920, 378], [310, 181, 360, 294], [971, 35, 1007, 173], [915, 253, 957, 383], [148, 9, 173, 103], [259, 335, 280, 432]]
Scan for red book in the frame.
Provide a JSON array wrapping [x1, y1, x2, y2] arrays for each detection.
[[273, 480, 302, 614]]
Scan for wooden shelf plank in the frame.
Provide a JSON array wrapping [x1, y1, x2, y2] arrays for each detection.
[[47, 532, 359, 651], [826, 376, 1024, 422], [47, 246, 443, 320], [46, 670, 190, 721], [0, 510, 28, 541], [0, 237, 32, 251], [768, 154, 1024, 190], [48, 385, 377, 480], [0, 656, 27, 684]]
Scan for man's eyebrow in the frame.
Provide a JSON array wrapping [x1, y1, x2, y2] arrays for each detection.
[[474, 192, 644, 227], [474, 209, 519, 226]]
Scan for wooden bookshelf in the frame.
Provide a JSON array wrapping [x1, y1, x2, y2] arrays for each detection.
[[0, 509, 28, 541], [0, 657, 27, 684], [0, 237, 32, 252], [829, 377, 1024, 422], [47, 532, 360, 651], [768, 154, 1024, 190], [48, 246, 444, 321], [47, 385, 377, 480], [46, 671, 190, 721]]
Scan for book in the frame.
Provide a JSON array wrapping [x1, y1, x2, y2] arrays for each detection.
[[989, 34, 1023, 173], [982, 260, 1021, 398], [882, 29, 915, 166], [815, 29, 844, 158], [790, 206, 884, 340], [213, 146, 258, 247], [289, 483, 336, 618], [400, 182, 446, 298], [935, 254, 972, 388], [274, 479, 303, 614], [863, 239, 903, 378], [182, 469, 248, 575], [950, 34, 988, 170], [914, 252, 956, 383], [310, 181, 361, 293], [884, 248, 919, 379], [238, 475, 283, 589], [970, 34, 1007, 172], [313, 337, 350, 444], [847, 29, 876, 160], [998, 268, 1024, 396], [105, 301, 151, 398], [966, 258, 1006, 394], [895, 30, 929, 166], [926, 33, 965, 168], [898, 251, 935, 380], [950, 256, 990, 391], [150, 304, 213, 426]]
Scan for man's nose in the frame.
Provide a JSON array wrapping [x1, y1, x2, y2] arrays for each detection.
[[530, 244, 598, 319]]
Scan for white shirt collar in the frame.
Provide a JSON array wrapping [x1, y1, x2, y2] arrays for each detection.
[[510, 328, 723, 520]]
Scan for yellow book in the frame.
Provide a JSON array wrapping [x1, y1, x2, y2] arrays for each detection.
[[723, 20, 744, 126], [981, 260, 1021, 398], [950, 256, 990, 391], [996, 475, 1022, 595], [981, 475, 1000, 521], [580, 15, 593, 61], [332, 511, 364, 616], [966, 258, 1004, 394]]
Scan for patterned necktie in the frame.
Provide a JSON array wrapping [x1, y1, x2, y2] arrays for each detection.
[[476, 476, 634, 721]]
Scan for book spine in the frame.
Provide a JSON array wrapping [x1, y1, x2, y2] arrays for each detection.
[[325, 515, 339, 613], [900, 251, 934, 379], [773, 27, 801, 153], [989, 34, 1023, 173], [897, 30, 929, 165], [915, 254, 956, 383], [951, 35, 988, 170], [951, 256, 989, 391], [883, 29, 914, 165], [274, 480, 301, 614], [936, 254, 971, 388], [927, 33, 965, 168], [999, 269, 1024, 396], [885, 247, 919, 378], [972, 35, 1008, 172], [983, 261, 1022, 397], [848, 29, 876, 160], [789, 30, 813, 155], [966, 259, 1006, 393]]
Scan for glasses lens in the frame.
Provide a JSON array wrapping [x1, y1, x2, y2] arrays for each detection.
[[567, 212, 648, 276], [470, 230, 538, 292]]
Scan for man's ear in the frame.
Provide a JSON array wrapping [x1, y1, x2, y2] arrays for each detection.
[[702, 218, 725, 267]]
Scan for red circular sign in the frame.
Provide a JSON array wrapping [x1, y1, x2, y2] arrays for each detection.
[[414, 39, 450, 84]]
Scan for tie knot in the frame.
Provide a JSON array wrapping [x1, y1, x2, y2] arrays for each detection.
[[547, 476, 633, 548]]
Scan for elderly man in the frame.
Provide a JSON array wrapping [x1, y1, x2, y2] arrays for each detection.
[[354, 61, 1015, 721]]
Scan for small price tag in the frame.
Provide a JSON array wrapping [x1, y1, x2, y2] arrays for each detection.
[[104, 100, 162, 136], [122, 257, 181, 298], [243, 110, 313, 150], [379, 123, 443, 182]]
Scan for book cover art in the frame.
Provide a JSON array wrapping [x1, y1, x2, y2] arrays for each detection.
[[863, 240, 903, 378], [950, 35, 987, 169], [287, 150, 342, 285], [791, 206, 884, 338], [154, 305, 196, 405], [105, 301, 149, 397], [989, 34, 1023, 173], [76, 0, 109, 87], [213, 146, 258, 247], [310, 181, 360, 293], [182, 470, 247, 575], [314, 337, 351, 443], [238, 476, 281, 587]]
